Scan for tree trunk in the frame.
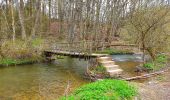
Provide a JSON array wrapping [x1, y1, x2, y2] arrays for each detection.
[[147, 48, 156, 61], [18, 0, 26, 40], [142, 35, 145, 64], [9, 0, 16, 41], [48, 0, 51, 29], [31, 0, 41, 38]]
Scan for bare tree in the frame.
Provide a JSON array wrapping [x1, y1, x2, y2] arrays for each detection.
[[127, 2, 170, 61], [9, 0, 16, 41], [31, 0, 41, 38], [18, 0, 26, 40]]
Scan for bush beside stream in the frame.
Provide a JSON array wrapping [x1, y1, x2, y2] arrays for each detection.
[[143, 54, 168, 71], [61, 79, 137, 100], [0, 39, 45, 66]]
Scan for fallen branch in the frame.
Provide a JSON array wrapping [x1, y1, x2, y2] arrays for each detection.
[[123, 68, 169, 81]]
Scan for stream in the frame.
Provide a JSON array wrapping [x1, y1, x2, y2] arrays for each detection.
[[0, 54, 143, 100]]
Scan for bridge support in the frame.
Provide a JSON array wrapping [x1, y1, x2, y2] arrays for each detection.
[[43, 51, 55, 62]]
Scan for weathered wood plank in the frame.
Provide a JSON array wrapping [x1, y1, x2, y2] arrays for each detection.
[[44, 50, 108, 58]]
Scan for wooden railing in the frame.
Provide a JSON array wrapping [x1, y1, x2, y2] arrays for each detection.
[[44, 41, 101, 53], [44, 40, 137, 53]]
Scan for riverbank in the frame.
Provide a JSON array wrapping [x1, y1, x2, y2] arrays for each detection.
[[0, 39, 45, 66], [0, 58, 41, 66]]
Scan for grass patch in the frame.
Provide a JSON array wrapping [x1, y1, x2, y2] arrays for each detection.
[[0, 58, 40, 66], [0, 39, 45, 66], [89, 65, 108, 76], [61, 79, 137, 100], [95, 65, 106, 73], [144, 54, 168, 71], [143, 62, 155, 70], [95, 48, 133, 55]]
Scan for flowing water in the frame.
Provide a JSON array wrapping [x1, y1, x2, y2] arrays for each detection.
[[0, 55, 143, 100], [112, 54, 142, 77]]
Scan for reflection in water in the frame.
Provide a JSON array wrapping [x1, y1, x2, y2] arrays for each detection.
[[112, 54, 150, 82], [0, 57, 89, 100], [0, 55, 143, 100], [116, 61, 140, 77]]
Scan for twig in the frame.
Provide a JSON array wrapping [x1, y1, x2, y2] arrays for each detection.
[[64, 80, 71, 97]]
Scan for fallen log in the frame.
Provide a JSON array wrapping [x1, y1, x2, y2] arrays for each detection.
[[123, 68, 169, 81]]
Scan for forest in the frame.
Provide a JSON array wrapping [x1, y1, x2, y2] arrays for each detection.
[[0, 0, 170, 100], [0, 0, 170, 62]]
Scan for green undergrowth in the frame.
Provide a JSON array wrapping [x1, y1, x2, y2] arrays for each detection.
[[94, 65, 106, 74], [0, 58, 39, 66], [95, 48, 133, 55], [55, 55, 65, 59], [144, 54, 168, 71], [89, 64, 109, 78], [0, 39, 45, 66], [61, 79, 137, 100]]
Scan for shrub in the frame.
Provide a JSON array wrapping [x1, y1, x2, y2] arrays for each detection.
[[95, 65, 106, 73], [0, 58, 38, 66], [143, 54, 168, 71], [0, 58, 17, 66], [144, 62, 154, 70], [155, 54, 168, 63], [0, 39, 45, 66], [61, 79, 137, 100]]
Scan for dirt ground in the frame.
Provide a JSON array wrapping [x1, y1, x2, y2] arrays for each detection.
[[137, 69, 170, 100]]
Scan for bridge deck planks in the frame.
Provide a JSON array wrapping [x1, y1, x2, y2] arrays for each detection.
[[44, 42, 136, 58], [44, 50, 108, 58]]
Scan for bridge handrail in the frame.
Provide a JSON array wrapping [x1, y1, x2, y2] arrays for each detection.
[[43, 40, 137, 54]]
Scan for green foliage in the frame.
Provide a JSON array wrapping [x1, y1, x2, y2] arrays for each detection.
[[155, 54, 168, 63], [31, 38, 44, 47], [89, 65, 107, 76], [0, 58, 17, 66], [144, 54, 168, 71], [144, 62, 154, 70], [56, 56, 65, 59], [0, 39, 45, 66], [95, 48, 133, 55], [61, 79, 137, 100], [95, 65, 106, 73], [0, 58, 37, 66]]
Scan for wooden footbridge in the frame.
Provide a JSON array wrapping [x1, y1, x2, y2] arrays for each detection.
[[43, 41, 137, 60], [43, 41, 137, 76], [44, 41, 108, 60]]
